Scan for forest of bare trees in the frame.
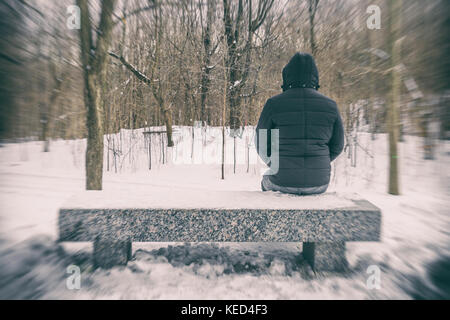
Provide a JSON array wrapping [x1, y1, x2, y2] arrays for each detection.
[[0, 0, 449, 191]]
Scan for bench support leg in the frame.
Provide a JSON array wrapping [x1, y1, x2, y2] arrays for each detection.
[[93, 238, 132, 269], [302, 242, 348, 272]]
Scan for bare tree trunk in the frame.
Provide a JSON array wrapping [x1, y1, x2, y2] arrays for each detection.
[[222, 46, 228, 180], [78, 0, 116, 190], [38, 61, 54, 152], [162, 104, 174, 147], [39, 102, 49, 151], [84, 63, 104, 190], [387, 0, 402, 195], [199, 0, 216, 125], [233, 136, 236, 174], [223, 0, 274, 130], [367, 23, 377, 140], [43, 63, 64, 152], [153, 6, 174, 147], [308, 0, 319, 56]]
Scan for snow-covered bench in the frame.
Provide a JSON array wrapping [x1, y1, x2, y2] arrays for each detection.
[[58, 190, 381, 271]]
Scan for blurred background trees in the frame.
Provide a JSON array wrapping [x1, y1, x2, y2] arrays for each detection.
[[0, 0, 449, 187]]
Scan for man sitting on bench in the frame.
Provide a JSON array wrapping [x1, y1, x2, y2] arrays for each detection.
[[256, 53, 345, 195]]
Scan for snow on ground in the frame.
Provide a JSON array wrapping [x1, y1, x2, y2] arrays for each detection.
[[0, 127, 449, 299]]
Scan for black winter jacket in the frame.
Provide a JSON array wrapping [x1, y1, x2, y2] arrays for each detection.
[[256, 53, 344, 188]]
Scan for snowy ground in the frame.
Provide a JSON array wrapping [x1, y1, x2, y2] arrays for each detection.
[[0, 127, 449, 299]]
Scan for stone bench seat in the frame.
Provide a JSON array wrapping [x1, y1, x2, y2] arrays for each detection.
[[58, 189, 381, 271]]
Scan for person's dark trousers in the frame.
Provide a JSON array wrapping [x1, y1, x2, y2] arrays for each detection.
[[261, 175, 328, 195]]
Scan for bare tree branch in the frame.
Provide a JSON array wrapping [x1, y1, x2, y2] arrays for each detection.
[[108, 51, 152, 85]]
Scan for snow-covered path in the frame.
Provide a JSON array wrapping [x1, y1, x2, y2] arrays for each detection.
[[0, 132, 449, 299]]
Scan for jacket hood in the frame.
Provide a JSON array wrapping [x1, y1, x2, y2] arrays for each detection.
[[281, 53, 320, 91]]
